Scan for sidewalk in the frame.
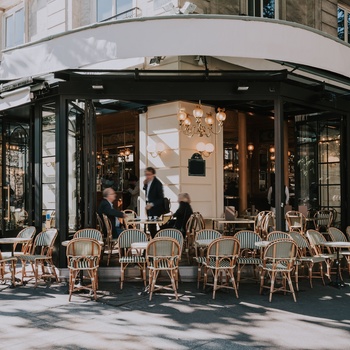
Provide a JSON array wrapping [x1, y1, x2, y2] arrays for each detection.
[[1, 277, 350, 350]]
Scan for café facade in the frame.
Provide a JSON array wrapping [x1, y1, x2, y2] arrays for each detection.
[[1, 14, 350, 267]]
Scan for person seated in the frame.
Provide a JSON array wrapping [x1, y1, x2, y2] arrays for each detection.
[[161, 193, 193, 236], [98, 187, 126, 238]]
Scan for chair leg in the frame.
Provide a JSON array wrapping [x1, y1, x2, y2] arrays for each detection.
[[212, 270, 218, 299], [170, 270, 178, 301], [236, 265, 241, 288], [142, 264, 147, 287], [295, 265, 299, 292], [308, 262, 314, 288], [120, 263, 125, 290], [34, 261, 39, 288], [269, 271, 276, 302], [287, 271, 297, 302], [259, 269, 266, 295], [197, 264, 202, 289]]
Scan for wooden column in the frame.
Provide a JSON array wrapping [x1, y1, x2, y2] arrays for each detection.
[[238, 112, 248, 214]]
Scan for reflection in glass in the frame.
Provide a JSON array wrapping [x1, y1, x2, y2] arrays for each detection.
[[338, 7, 345, 40]]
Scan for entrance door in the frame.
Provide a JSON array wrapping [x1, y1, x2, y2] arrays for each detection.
[[0, 120, 31, 235]]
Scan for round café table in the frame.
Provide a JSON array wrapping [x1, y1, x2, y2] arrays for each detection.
[[131, 241, 148, 256], [0, 237, 31, 257], [321, 241, 350, 288]]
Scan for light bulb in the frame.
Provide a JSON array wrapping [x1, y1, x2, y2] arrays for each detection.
[[184, 117, 192, 126], [205, 143, 215, 153], [269, 146, 275, 154], [196, 142, 206, 152], [247, 144, 254, 152], [205, 113, 214, 126], [193, 105, 204, 119], [216, 108, 226, 122], [125, 148, 131, 156], [177, 108, 187, 121]]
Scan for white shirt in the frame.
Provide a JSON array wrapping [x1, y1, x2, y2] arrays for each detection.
[[145, 179, 153, 202]]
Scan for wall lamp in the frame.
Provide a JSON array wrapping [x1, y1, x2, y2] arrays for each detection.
[[196, 142, 214, 157], [147, 142, 165, 158]]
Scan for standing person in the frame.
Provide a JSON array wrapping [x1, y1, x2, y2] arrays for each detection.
[[143, 167, 164, 238], [98, 187, 126, 238], [127, 175, 139, 214], [267, 174, 289, 212]]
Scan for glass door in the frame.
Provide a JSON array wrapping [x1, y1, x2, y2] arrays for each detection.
[[0, 120, 30, 234]]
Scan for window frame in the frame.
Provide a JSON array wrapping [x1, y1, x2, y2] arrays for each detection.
[[338, 4, 350, 43], [248, 0, 279, 20], [96, 0, 135, 22], [2, 2, 25, 49]]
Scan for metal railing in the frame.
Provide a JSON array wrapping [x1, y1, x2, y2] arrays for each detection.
[[100, 7, 142, 22]]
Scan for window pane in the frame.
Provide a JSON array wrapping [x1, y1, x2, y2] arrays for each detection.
[[14, 8, 24, 46], [263, 0, 275, 19], [117, 0, 133, 14], [97, 0, 113, 21], [5, 15, 14, 48], [338, 7, 345, 40]]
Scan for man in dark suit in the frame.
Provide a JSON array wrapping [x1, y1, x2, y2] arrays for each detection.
[[143, 167, 165, 238], [98, 187, 126, 238]]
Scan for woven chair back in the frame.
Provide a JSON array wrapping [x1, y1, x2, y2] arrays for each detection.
[[32, 229, 58, 256], [264, 239, 297, 262], [328, 227, 347, 242], [267, 231, 290, 241], [208, 237, 240, 258], [147, 237, 180, 258], [118, 229, 148, 249], [314, 210, 333, 229], [195, 229, 222, 241], [186, 212, 205, 233], [155, 229, 184, 251], [18, 226, 36, 239], [289, 231, 310, 249], [96, 213, 104, 232], [74, 228, 103, 242], [234, 230, 262, 249], [67, 238, 101, 257]]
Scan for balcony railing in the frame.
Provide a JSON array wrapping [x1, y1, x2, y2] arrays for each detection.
[[100, 7, 142, 22]]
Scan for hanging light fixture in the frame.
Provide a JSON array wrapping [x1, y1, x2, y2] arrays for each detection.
[[177, 102, 226, 137]]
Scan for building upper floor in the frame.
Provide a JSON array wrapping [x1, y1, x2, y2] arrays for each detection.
[[1, 0, 350, 52]]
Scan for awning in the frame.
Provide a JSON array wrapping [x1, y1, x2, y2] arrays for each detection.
[[0, 86, 31, 111], [1, 15, 350, 82]]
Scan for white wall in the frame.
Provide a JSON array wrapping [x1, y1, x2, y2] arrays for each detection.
[[139, 101, 224, 218]]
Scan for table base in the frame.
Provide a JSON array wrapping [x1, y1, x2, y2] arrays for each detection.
[[328, 280, 346, 289]]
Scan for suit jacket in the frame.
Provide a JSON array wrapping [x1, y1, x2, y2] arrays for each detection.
[[97, 198, 124, 234], [144, 176, 165, 217]]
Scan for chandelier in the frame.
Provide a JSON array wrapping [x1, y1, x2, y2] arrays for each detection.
[[118, 147, 131, 160], [177, 102, 226, 137]]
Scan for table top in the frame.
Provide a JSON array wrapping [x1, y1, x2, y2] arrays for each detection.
[[214, 219, 255, 224], [255, 241, 270, 248], [127, 219, 165, 225], [131, 242, 149, 249], [195, 239, 215, 247], [0, 237, 31, 244], [61, 239, 104, 247], [321, 241, 350, 248]]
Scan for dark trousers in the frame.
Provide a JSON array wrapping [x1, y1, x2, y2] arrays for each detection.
[[147, 207, 159, 238]]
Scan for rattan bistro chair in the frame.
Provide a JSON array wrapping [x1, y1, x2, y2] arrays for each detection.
[[1, 226, 36, 259], [306, 229, 339, 280], [18, 229, 59, 287], [286, 211, 306, 233], [0, 251, 17, 286], [234, 230, 262, 287], [259, 239, 298, 302], [194, 229, 222, 288], [102, 214, 119, 266], [118, 229, 148, 289], [146, 237, 181, 301], [328, 227, 350, 274], [185, 212, 205, 263], [314, 210, 333, 232], [203, 237, 240, 299], [66, 238, 101, 301], [96, 212, 104, 233], [289, 231, 326, 289], [155, 229, 183, 254], [123, 209, 138, 229], [346, 226, 350, 241]]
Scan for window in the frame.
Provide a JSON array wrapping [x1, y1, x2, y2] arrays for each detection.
[[248, 0, 278, 19], [96, 0, 134, 21], [4, 6, 25, 48], [338, 5, 350, 43]]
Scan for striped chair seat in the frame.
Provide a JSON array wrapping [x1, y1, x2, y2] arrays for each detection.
[[119, 256, 146, 264], [194, 256, 207, 264], [260, 262, 290, 271], [205, 258, 235, 269], [237, 257, 262, 265], [18, 254, 49, 262], [148, 258, 178, 270], [68, 256, 99, 269]]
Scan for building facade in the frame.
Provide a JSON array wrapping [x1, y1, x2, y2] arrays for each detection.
[[1, 0, 350, 267]]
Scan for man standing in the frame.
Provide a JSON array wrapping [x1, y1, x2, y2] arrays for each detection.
[[98, 187, 126, 238], [143, 167, 165, 238]]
